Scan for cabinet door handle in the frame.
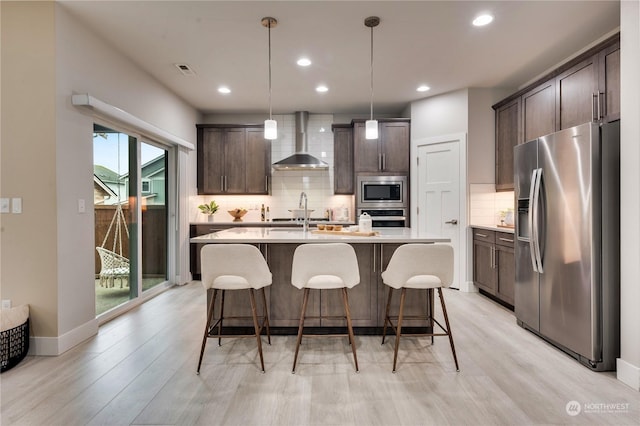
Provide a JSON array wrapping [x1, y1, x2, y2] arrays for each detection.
[[373, 244, 376, 273], [220, 176, 224, 192], [598, 91, 605, 119], [265, 175, 268, 193], [475, 233, 488, 238], [499, 237, 514, 243], [382, 153, 386, 171], [492, 246, 496, 269], [592, 93, 598, 122], [378, 154, 383, 171], [489, 247, 493, 269]]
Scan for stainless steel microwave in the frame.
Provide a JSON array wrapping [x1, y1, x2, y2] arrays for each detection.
[[357, 175, 407, 208]]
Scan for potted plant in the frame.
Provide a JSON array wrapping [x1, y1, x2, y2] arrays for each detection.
[[198, 200, 219, 222]]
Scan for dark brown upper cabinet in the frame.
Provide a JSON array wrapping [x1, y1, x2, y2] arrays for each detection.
[[332, 124, 354, 194], [495, 98, 521, 191], [353, 119, 410, 174], [493, 33, 619, 191], [522, 79, 556, 142], [197, 125, 271, 195]]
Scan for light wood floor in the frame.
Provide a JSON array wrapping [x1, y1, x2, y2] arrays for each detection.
[[2, 282, 639, 425]]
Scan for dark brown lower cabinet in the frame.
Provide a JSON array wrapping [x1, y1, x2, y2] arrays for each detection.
[[495, 233, 515, 306], [472, 227, 514, 308], [190, 224, 233, 279]]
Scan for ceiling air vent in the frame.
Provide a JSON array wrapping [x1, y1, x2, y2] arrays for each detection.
[[174, 63, 196, 76]]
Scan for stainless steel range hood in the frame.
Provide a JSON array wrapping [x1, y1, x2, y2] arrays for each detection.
[[272, 111, 329, 170]]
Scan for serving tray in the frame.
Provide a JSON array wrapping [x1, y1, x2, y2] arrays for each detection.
[[311, 230, 380, 237]]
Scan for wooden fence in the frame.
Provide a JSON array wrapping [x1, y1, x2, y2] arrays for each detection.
[[94, 204, 167, 276]]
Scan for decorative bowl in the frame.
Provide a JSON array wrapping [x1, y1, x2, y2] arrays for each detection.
[[228, 208, 248, 222]]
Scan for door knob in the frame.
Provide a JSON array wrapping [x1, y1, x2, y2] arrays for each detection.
[[445, 219, 458, 225]]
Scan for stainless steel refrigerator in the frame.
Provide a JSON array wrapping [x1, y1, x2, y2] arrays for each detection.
[[514, 121, 620, 371]]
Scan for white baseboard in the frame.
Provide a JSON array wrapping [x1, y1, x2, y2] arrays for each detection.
[[28, 319, 98, 356], [617, 358, 640, 391], [459, 281, 478, 293]]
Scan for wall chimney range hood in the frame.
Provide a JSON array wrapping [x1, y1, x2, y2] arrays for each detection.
[[272, 111, 329, 170]]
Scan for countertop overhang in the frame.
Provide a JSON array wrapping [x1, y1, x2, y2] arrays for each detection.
[[470, 225, 515, 234], [190, 227, 450, 244]]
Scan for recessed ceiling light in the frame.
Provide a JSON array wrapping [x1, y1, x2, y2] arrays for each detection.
[[473, 14, 494, 27], [316, 85, 329, 93], [297, 58, 312, 67], [417, 85, 430, 92], [218, 86, 231, 94]]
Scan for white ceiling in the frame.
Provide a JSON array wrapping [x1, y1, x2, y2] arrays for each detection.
[[59, 1, 620, 116]]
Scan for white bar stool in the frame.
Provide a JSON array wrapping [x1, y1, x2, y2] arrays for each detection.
[[290, 243, 360, 373], [197, 244, 272, 374], [381, 243, 459, 372]]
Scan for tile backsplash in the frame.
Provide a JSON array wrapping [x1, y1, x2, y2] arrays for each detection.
[[191, 113, 356, 223], [469, 184, 514, 226]]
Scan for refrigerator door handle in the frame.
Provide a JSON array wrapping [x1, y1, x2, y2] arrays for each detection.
[[532, 167, 544, 273], [528, 169, 539, 272]]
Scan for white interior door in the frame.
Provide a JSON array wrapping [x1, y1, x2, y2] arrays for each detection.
[[417, 140, 461, 288]]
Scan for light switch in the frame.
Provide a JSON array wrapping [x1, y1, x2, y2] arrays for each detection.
[[78, 199, 86, 213], [0, 198, 9, 213], [11, 198, 22, 214]]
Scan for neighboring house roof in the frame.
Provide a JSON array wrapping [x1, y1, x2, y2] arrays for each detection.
[[94, 165, 121, 184], [120, 155, 164, 180], [94, 174, 117, 198], [141, 155, 165, 178]]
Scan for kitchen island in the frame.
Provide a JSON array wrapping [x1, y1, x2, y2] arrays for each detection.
[[190, 226, 449, 244], [190, 227, 450, 332]]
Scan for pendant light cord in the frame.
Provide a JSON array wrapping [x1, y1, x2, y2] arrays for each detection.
[[369, 24, 374, 120], [268, 20, 273, 120]]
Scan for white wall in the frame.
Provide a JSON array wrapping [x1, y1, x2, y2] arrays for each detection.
[[1, 3, 200, 355], [55, 4, 200, 344], [618, 0, 640, 391], [410, 89, 469, 140]]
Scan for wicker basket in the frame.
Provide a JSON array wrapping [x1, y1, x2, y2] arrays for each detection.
[[1, 306, 30, 373]]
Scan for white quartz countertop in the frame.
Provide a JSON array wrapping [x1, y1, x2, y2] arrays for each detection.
[[190, 227, 450, 244], [470, 225, 515, 234]]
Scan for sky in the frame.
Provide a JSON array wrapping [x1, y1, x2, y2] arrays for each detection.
[[93, 132, 165, 174]]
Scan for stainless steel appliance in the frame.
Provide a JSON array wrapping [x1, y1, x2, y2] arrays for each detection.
[[357, 175, 407, 208], [514, 121, 620, 371], [357, 208, 407, 228]]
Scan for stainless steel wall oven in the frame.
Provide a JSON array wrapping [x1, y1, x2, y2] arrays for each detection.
[[356, 175, 408, 227], [357, 208, 407, 228]]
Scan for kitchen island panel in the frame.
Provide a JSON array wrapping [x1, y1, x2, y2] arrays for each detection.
[[376, 244, 430, 327], [321, 243, 377, 327], [266, 244, 320, 327]]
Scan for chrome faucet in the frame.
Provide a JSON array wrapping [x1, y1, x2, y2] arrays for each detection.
[[299, 192, 309, 232]]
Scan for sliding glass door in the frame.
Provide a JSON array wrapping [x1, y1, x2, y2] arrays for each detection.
[[93, 124, 172, 316], [140, 141, 168, 293]]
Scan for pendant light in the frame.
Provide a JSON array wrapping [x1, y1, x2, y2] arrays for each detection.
[[262, 17, 278, 140], [365, 16, 380, 140]]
